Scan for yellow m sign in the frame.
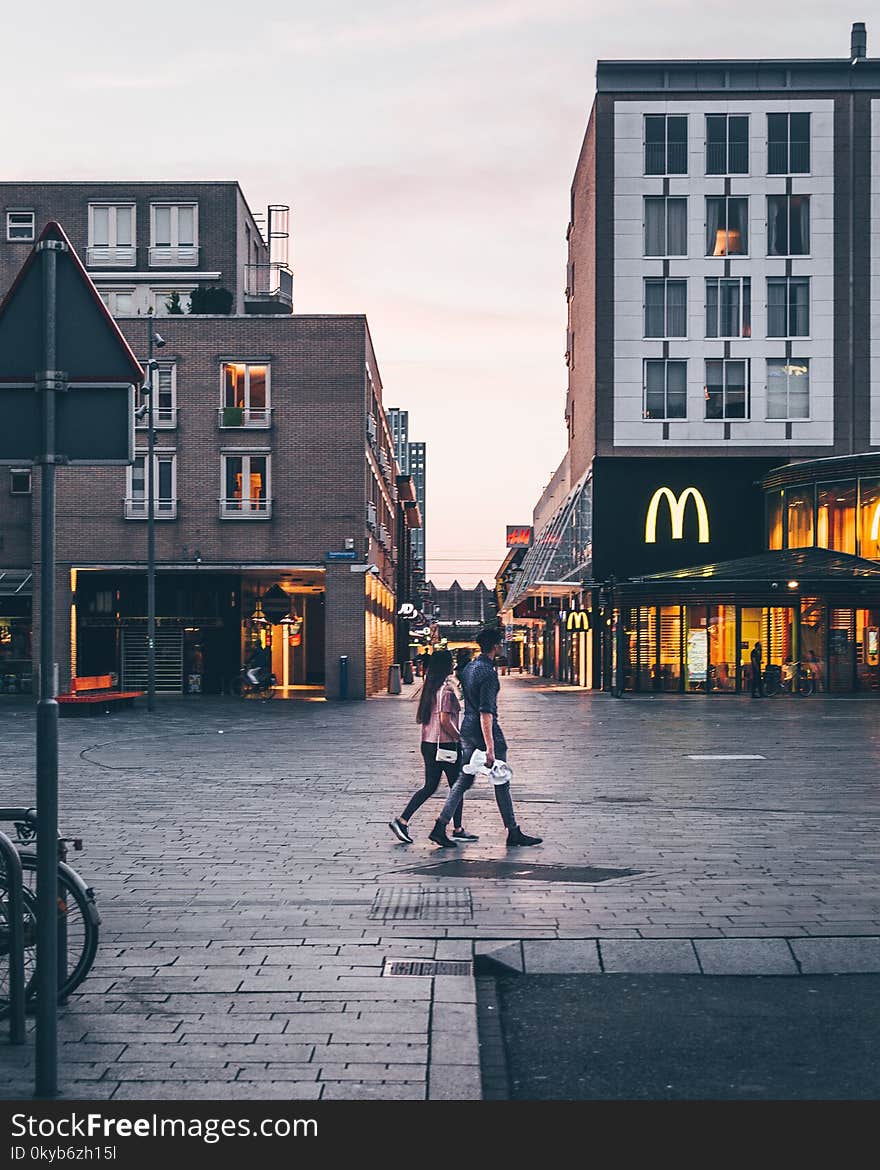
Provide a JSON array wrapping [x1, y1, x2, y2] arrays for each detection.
[[645, 487, 710, 544], [566, 610, 590, 632]]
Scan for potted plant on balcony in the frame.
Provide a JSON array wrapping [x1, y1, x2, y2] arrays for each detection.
[[189, 285, 234, 315], [222, 405, 244, 427]]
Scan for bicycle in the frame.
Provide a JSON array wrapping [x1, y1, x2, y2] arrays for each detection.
[[232, 668, 277, 699], [0, 808, 100, 1018], [763, 663, 815, 697]]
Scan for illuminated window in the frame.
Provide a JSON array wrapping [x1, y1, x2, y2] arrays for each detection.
[[221, 362, 270, 427], [706, 197, 748, 256], [816, 482, 856, 554], [706, 114, 749, 175], [786, 485, 815, 549], [221, 454, 270, 518], [767, 491, 784, 550], [858, 478, 880, 559], [766, 359, 809, 420]]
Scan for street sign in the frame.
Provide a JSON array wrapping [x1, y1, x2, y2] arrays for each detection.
[[0, 221, 142, 465], [326, 550, 358, 562], [260, 585, 292, 623], [0, 221, 143, 1098]]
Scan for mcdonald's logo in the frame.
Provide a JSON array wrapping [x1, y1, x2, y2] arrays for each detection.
[[566, 610, 591, 632], [645, 487, 710, 544]]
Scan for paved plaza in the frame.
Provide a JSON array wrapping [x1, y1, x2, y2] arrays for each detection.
[[1, 675, 880, 1099]]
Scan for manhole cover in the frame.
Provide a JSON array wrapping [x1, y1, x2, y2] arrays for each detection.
[[383, 960, 473, 977], [369, 886, 474, 921], [403, 861, 641, 884]]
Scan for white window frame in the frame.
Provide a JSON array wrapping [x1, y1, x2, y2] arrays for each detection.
[[705, 359, 750, 421], [220, 453, 271, 519], [643, 196, 688, 258], [98, 287, 137, 316], [643, 359, 688, 421], [6, 210, 35, 242], [151, 288, 194, 316], [220, 362, 271, 428], [149, 203, 199, 267], [9, 468, 32, 495], [87, 203, 136, 266], [766, 359, 810, 421], [705, 277, 751, 339], [643, 278, 688, 339], [125, 452, 177, 519], [766, 276, 811, 339], [136, 360, 177, 429]]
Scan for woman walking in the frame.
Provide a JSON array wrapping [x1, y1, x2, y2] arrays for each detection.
[[389, 649, 478, 844]]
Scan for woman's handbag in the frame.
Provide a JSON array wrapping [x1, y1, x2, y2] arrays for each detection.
[[435, 744, 458, 764]]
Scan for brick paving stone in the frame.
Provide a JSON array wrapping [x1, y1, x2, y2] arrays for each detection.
[[2, 682, 880, 1099]]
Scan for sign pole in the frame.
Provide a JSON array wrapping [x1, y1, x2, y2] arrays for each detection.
[[35, 236, 64, 1098], [146, 329, 156, 713]]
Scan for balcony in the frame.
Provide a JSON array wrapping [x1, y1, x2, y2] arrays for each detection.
[[136, 406, 178, 430], [218, 406, 272, 429], [219, 497, 273, 520], [149, 245, 199, 267], [243, 263, 293, 314], [124, 498, 178, 520], [87, 245, 136, 268]]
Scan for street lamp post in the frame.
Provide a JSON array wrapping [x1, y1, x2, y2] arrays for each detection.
[[144, 326, 165, 713]]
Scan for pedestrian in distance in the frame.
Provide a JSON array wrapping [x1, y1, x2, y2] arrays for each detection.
[[750, 641, 765, 698], [389, 649, 477, 845], [429, 626, 542, 849]]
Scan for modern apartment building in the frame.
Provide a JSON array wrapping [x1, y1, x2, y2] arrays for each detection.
[[408, 440, 427, 577], [387, 407, 409, 474], [0, 182, 414, 699], [505, 23, 880, 694]]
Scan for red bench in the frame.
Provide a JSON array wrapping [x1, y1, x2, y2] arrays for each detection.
[[57, 674, 144, 717]]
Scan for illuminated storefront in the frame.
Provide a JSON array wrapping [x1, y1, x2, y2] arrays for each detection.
[[0, 571, 32, 694]]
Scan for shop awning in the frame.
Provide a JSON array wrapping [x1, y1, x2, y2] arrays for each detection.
[[0, 570, 32, 596], [503, 473, 592, 609]]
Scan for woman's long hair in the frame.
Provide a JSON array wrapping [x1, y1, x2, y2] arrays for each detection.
[[416, 649, 454, 724]]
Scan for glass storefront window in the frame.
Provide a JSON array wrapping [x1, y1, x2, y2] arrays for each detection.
[[858, 478, 880, 560], [767, 490, 784, 550], [816, 481, 856, 554], [786, 485, 814, 549], [658, 606, 681, 691], [0, 615, 32, 693], [799, 598, 826, 692], [829, 609, 855, 692], [685, 606, 708, 692], [856, 608, 880, 692], [708, 605, 737, 691], [634, 607, 653, 692]]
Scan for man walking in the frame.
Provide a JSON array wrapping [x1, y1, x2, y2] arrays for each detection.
[[429, 626, 542, 849], [750, 641, 765, 698]]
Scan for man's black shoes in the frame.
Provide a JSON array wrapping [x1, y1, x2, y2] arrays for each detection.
[[429, 822, 458, 848], [506, 826, 543, 847], [389, 818, 413, 844]]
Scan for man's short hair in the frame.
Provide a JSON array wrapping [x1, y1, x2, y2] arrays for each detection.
[[476, 626, 503, 653]]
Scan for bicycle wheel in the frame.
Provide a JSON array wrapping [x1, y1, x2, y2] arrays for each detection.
[[0, 873, 37, 1018], [17, 854, 100, 1000]]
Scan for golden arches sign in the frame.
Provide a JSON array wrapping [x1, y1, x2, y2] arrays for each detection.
[[566, 610, 590, 632], [645, 487, 710, 544]]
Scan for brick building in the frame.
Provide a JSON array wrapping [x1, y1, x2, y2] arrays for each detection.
[[0, 181, 417, 699]]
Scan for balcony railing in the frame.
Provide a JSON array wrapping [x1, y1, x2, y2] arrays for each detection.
[[768, 140, 810, 174], [87, 245, 136, 268], [124, 498, 178, 519], [244, 263, 293, 304], [149, 244, 199, 267], [135, 406, 178, 430], [644, 142, 687, 175], [706, 141, 749, 175], [219, 497, 272, 520], [218, 406, 272, 429]]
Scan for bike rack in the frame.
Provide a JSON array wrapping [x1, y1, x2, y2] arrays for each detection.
[[0, 830, 26, 1044]]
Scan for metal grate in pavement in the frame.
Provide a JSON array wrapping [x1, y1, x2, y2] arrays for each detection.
[[369, 885, 473, 921], [383, 959, 473, 977]]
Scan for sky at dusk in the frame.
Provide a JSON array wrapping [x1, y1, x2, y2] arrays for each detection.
[[4, 0, 868, 584]]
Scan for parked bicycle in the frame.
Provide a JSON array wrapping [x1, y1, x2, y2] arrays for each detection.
[[764, 662, 815, 697], [0, 808, 100, 1018]]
